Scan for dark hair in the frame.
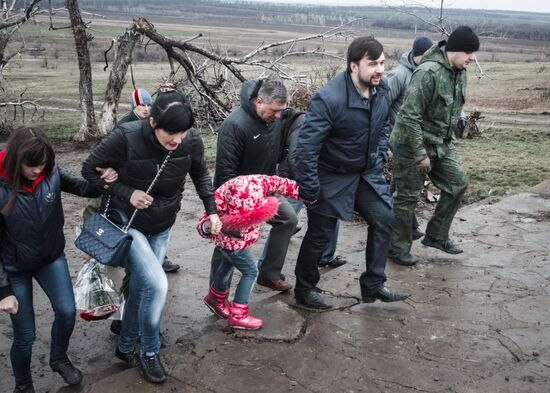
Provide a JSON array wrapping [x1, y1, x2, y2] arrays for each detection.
[[347, 36, 384, 73], [149, 90, 194, 134], [1, 127, 55, 216], [257, 73, 287, 104]]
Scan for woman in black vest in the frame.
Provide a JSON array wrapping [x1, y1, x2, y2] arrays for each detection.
[[0, 127, 117, 393], [82, 89, 221, 384]]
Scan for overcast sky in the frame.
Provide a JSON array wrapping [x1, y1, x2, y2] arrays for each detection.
[[248, 0, 550, 14]]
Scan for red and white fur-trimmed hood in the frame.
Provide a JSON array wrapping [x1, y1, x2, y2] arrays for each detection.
[[197, 175, 299, 251], [221, 195, 280, 230]]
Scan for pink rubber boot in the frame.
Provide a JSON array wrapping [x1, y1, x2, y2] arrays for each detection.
[[228, 302, 263, 330], [203, 285, 230, 319]]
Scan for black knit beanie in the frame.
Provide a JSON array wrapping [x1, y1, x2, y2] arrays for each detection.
[[446, 26, 480, 52], [412, 36, 433, 57]]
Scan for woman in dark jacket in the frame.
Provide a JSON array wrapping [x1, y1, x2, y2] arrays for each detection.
[[81, 89, 221, 384], [0, 127, 117, 393]]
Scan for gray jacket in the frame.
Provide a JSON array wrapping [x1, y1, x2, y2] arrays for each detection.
[[386, 50, 417, 126]]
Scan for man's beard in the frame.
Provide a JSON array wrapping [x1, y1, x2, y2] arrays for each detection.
[[358, 74, 381, 88]]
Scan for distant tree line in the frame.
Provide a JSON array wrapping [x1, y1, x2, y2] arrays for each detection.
[[45, 0, 550, 42]]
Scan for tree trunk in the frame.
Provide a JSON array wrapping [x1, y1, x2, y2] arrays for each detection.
[[97, 27, 140, 136], [66, 0, 98, 142], [0, 36, 8, 71]]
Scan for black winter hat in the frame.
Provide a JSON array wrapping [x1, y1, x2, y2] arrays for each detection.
[[411, 36, 433, 57], [446, 26, 480, 52]]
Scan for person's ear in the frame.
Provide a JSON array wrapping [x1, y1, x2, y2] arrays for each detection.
[[149, 117, 156, 129]]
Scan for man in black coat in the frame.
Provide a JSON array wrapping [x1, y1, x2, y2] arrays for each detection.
[[210, 74, 297, 292], [293, 36, 409, 309]]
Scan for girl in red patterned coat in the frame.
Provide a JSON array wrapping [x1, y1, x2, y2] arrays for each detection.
[[198, 174, 298, 330]]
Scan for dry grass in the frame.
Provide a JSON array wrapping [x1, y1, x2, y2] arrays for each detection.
[[2, 16, 550, 202]]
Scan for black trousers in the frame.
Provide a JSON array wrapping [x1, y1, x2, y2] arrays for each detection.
[[294, 180, 392, 295]]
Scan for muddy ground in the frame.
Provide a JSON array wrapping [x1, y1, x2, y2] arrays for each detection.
[[1, 143, 549, 393]]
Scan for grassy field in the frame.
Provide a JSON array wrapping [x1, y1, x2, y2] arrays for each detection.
[[2, 14, 550, 203]]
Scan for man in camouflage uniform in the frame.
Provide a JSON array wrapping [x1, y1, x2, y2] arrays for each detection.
[[389, 26, 479, 260], [385, 36, 433, 266]]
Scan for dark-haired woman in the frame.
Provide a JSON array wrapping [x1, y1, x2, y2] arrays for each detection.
[[0, 127, 118, 393], [82, 90, 221, 384]]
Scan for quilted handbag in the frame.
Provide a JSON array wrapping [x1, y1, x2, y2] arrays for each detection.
[[75, 208, 133, 267], [75, 151, 173, 267]]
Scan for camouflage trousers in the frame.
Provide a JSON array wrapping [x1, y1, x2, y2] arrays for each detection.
[[390, 144, 468, 254]]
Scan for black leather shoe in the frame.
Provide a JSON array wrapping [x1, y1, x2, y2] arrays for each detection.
[[412, 226, 425, 240], [162, 256, 180, 273], [388, 251, 418, 266], [50, 357, 83, 385], [421, 236, 463, 254], [139, 353, 166, 384], [13, 384, 35, 393], [295, 290, 332, 309], [115, 348, 140, 368], [362, 286, 409, 303], [319, 255, 347, 268]]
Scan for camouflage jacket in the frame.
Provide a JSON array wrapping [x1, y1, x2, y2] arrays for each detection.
[[389, 41, 467, 158]]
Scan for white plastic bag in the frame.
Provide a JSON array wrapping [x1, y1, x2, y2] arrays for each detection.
[[74, 259, 120, 321]]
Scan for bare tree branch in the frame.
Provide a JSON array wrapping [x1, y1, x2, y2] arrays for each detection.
[[0, 0, 42, 75], [0, 0, 41, 31], [381, 0, 449, 36], [242, 18, 363, 61], [47, 1, 71, 30], [0, 89, 44, 124], [128, 16, 364, 124]]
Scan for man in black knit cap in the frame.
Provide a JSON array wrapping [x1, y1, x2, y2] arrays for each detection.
[[385, 36, 433, 267], [389, 26, 480, 261]]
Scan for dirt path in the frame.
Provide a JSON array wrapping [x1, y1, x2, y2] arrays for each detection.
[[1, 144, 549, 392]]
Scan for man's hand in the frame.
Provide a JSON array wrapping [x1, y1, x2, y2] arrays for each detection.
[[96, 167, 118, 183], [415, 155, 431, 176], [298, 188, 319, 206], [300, 197, 318, 206], [0, 295, 18, 314], [130, 190, 154, 209]]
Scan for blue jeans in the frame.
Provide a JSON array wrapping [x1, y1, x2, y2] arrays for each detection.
[[8, 255, 76, 387], [118, 228, 170, 355], [212, 247, 259, 305], [259, 198, 339, 265]]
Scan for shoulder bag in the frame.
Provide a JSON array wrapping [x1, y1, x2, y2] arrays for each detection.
[[75, 152, 172, 267]]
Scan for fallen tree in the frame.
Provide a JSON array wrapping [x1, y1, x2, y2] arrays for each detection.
[[96, 16, 361, 133]]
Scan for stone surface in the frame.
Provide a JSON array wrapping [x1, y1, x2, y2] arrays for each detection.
[[1, 144, 549, 392]]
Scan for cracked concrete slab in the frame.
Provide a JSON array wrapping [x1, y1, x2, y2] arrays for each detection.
[[233, 300, 305, 341]]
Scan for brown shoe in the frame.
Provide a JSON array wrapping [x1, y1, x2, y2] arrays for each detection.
[[257, 275, 293, 291]]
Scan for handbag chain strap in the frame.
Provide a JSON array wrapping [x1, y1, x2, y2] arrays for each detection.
[[102, 151, 173, 232]]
